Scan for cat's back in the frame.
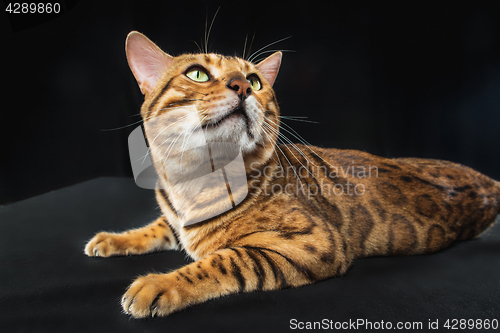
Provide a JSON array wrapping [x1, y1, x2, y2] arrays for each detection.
[[284, 144, 500, 254], [309, 144, 499, 204]]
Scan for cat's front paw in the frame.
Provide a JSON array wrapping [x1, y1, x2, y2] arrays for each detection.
[[84, 232, 128, 257], [122, 274, 180, 318]]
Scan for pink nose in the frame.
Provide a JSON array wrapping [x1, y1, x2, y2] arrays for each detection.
[[227, 74, 252, 99]]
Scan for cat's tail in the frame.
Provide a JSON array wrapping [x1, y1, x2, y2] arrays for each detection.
[[466, 177, 500, 239], [495, 180, 500, 214]]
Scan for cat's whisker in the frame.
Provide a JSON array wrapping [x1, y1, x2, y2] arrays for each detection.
[[264, 122, 318, 180], [247, 36, 292, 62], [265, 116, 324, 172], [140, 114, 191, 163], [269, 136, 296, 174], [242, 34, 248, 60], [102, 112, 174, 132], [203, 12, 208, 53], [251, 49, 296, 64], [260, 125, 279, 158], [191, 40, 203, 53], [204, 6, 220, 54], [275, 139, 306, 189], [102, 107, 187, 132], [261, 143, 281, 172], [246, 32, 256, 62], [100, 118, 148, 132], [158, 125, 191, 174], [278, 121, 338, 169], [280, 140, 319, 180], [162, 112, 208, 171], [279, 116, 320, 124], [271, 128, 325, 174], [180, 115, 207, 170], [103, 104, 192, 132], [147, 116, 192, 164], [266, 117, 337, 170], [262, 123, 305, 188], [261, 126, 285, 175]]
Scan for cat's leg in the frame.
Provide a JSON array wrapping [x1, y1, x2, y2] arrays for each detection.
[[122, 245, 348, 318], [84, 216, 179, 257]]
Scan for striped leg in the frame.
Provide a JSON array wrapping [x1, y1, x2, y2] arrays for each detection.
[[121, 246, 344, 318], [84, 216, 179, 257]]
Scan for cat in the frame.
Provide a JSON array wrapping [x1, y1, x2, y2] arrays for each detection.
[[84, 31, 500, 318]]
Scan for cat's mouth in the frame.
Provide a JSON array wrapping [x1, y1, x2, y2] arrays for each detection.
[[202, 105, 253, 138]]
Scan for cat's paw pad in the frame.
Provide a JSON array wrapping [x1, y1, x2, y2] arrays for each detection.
[[84, 232, 124, 257], [122, 274, 179, 318]]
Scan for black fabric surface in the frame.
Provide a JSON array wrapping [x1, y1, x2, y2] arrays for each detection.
[[1, 177, 499, 332]]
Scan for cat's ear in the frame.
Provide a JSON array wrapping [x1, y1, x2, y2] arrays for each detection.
[[125, 31, 175, 95], [256, 51, 282, 87]]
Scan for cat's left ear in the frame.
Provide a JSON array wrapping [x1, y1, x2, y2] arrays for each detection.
[[126, 31, 175, 95], [256, 51, 282, 87]]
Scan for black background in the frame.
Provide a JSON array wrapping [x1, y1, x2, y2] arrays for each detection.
[[2, 0, 500, 204]]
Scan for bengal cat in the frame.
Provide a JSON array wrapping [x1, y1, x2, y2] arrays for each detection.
[[84, 31, 500, 318]]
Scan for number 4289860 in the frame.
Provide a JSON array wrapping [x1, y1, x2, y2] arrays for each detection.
[[5, 3, 61, 14]]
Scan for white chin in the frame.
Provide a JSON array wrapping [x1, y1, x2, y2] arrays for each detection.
[[205, 124, 257, 153], [206, 125, 255, 152]]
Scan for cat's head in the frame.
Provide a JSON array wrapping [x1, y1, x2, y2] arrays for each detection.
[[125, 31, 281, 170]]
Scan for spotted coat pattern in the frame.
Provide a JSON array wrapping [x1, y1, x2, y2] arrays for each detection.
[[84, 33, 500, 318]]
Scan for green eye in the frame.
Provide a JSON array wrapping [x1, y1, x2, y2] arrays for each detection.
[[248, 76, 262, 91], [186, 68, 210, 82]]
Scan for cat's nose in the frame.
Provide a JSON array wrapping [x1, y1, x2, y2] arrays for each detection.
[[226, 73, 252, 100]]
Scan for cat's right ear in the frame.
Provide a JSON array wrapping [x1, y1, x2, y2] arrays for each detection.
[[125, 31, 175, 95]]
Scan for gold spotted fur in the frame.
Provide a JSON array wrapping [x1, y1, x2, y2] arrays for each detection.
[[85, 32, 500, 318]]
